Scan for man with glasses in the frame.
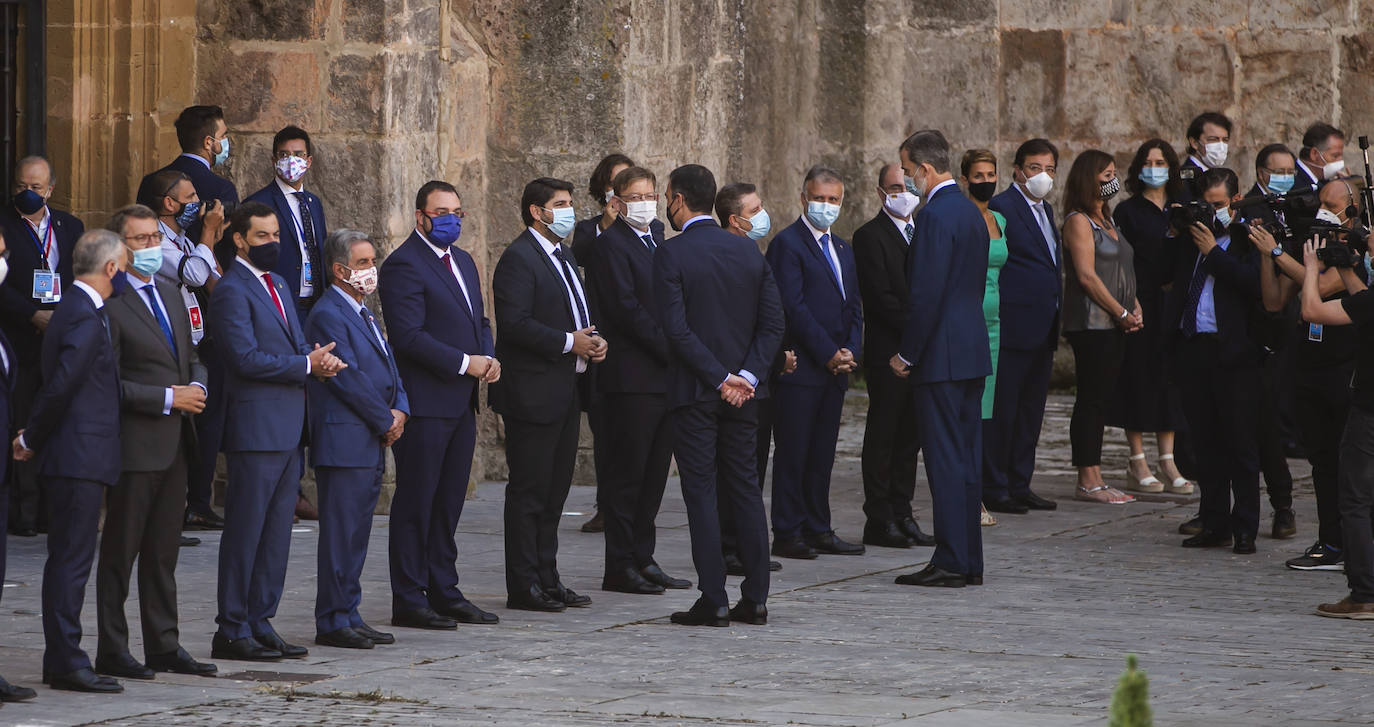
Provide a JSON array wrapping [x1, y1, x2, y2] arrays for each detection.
[[246, 126, 329, 323]]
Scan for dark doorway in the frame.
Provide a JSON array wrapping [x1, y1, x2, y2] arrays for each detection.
[[1, 0, 43, 195]]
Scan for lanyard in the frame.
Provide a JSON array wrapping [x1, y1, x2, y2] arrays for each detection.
[[158, 220, 193, 255], [24, 216, 53, 269]]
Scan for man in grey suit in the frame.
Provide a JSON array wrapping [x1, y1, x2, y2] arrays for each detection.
[[95, 205, 217, 679]]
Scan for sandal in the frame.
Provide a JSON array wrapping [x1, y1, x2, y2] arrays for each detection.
[[1126, 452, 1164, 493], [1076, 485, 1137, 504], [981, 504, 997, 527], [1158, 454, 1194, 494]]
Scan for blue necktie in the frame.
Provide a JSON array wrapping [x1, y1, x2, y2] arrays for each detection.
[[903, 223, 914, 245], [820, 233, 844, 294], [1180, 254, 1208, 337], [359, 304, 386, 349], [142, 285, 177, 358], [640, 233, 657, 252]]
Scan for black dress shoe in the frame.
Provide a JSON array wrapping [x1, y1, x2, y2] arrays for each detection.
[[392, 607, 457, 630], [983, 496, 1029, 514], [1182, 529, 1233, 548], [728, 599, 767, 625], [48, 668, 122, 694], [580, 510, 604, 533], [180, 535, 201, 547], [805, 531, 865, 555], [1017, 490, 1058, 510], [1178, 515, 1203, 535], [894, 563, 966, 588], [183, 507, 226, 530], [724, 552, 746, 576], [1272, 508, 1297, 539], [507, 585, 566, 612], [211, 632, 282, 661], [0, 674, 36, 701], [146, 647, 217, 676], [433, 600, 500, 624], [640, 563, 691, 589], [966, 574, 984, 586], [769, 559, 782, 572], [545, 583, 592, 607], [603, 567, 665, 595], [10, 527, 36, 537], [253, 630, 308, 658], [771, 536, 818, 560], [315, 627, 374, 649], [897, 516, 937, 547], [670, 599, 729, 627], [354, 622, 396, 644], [1233, 533, 1257, 554], [863, 521, 913, 549], [95, 652, 155, 680]]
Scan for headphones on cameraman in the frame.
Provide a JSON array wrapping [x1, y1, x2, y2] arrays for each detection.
[[1337, 179, 1359, 223]]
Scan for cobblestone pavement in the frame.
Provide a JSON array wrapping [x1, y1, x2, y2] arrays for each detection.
[[0, 394, 1364, 727]]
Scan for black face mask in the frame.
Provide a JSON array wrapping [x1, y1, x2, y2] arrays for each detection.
[[246, 241, 281, 271], [968, 181, 996, 203]]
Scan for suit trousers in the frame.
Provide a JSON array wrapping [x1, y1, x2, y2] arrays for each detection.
[[770, 381, 845, 538], [388, 414, 475, 612], [1259, 352, 1294, 510], [216, 449, 301, 640], [861, 365, 919, 524], [1339, 404, 1374, 602], [1296, 364, 1353, 548], [587, 388, 610, 512], [674, 399, 769, 608], [503, 392, 581, 596], [1175, 335, 1261, 539], [916, 379, 985, 576], [42, 477, 105, 674], [189, 348, 227, 512], [96, 446, 188, 660], [316, 461, 384, 634], [601, 393, 674, 573], [10, 365, 45, 530], [982, 342, 1054, 501], [722, 394, 775, 556]]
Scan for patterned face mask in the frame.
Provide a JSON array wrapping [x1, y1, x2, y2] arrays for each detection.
[[276, 155, 308, 184]]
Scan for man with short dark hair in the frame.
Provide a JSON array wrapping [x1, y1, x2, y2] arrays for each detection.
[[1251, 144, 1299, 198], [246, 126, 328, 321], [1298, 123, 1348, 191], [137, 105, 239, 240], [1184, 112, 1234, 176]]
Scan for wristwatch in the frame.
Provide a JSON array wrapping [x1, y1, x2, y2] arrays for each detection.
[[1271, 247, 1284, 259], [1118, 308, 1129, 320]]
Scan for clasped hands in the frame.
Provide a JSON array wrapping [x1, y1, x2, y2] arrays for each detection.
[[309, 342, 348, 381], [571, 326, 608, 363], [10, 429, 31, 462], [720, 374, 754, 408], [467, 354, 502, 383], [1116, 301, 1144, 333], [827, 348, 856, 375]]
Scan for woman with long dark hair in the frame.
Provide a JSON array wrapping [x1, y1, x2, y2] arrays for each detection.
[[1061, 150, 1141, 504]]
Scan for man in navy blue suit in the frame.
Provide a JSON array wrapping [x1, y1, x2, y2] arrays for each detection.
[[0, 156, 83, 538], [12, 229, 127, 692], [378, 180, 500, 630], [765, 165, 864, 559], [208, 203, 344, 662], [246, 126, 328, 323], [587, 166, 691, 595], [889, 129, 992, 588], [984, 138, 1063, 515], [653, 164, 784, 627], [308, 229, 409, 649]]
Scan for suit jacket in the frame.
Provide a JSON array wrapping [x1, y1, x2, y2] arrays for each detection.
[[306, 287, 410, 468], [0, 330, 15, 483], [853, 210, 912, 369], [245, 181, 328, 305], [24, 285, 122, 485], [589, 218, 669, 394], [899, 183, 993, 384], [107, 276, 206, 472], [209, 259, 311, 453], [653, 218, 785, 409], [765, 217, 862, 387], [0, 206, 82, 364], [988, 186, 1062, 351], [1160, 229, 1266, 369], [377, 230, 492, 417], [136, 154, 240, 244], [490, 230, 587, 423]]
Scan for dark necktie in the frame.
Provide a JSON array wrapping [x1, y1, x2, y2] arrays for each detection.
[[294, 192, 320, 292], [440, 252, 473, 313], [1180, 253, 1208, 337], [640, 233, 657, 252], [142, 285, 177, 358], [903, 223, 914, 245], [552, 247, 590, 328], [359, 304, 386, 349], [819, 233, 844, 293]]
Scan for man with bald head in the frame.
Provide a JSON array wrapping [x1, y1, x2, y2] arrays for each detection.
[[0, 155, 84, 537]]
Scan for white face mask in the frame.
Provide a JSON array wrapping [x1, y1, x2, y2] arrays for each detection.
[[882, 191, 919, 219], [0, 256, 9, 286], [346, 265, 378, 296], [622, 199, 657, 229], [1022, 171, 1054, 199], [1203, 141, 1228, 168], [1319, 152, 1346, 180], [1316, 208, 1343, 226]]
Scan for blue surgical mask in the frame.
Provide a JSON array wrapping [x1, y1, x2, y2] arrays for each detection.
[[544, 206, 577, 239], [1215, 206, 1232, 227], [176, 200, 201, 229], [428, 213, 462, 245], [745, 208, 771, 241], [1266, 173, 1295, 195], [214, 136, 230, 167], [1139, 167, 1169, 189], [903, 176, 919, 196], [806, 201, 841, 230], [130, 246, 163, 277]]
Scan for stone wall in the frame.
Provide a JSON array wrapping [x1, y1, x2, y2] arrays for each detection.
[[44, 0, 1374, 485]]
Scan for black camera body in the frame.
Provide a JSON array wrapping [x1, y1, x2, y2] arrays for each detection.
[[1167, 199, 1215, 232]]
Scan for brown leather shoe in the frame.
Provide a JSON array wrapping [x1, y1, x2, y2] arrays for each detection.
[[295, 494, 319, 521], [1316, 597, 1374, 620], [580, 510, 604, 533]]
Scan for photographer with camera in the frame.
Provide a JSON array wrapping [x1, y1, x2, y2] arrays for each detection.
[[1162, 168, 1266, 554], [1297, 123, 1350, 192], [1299, 237, 1374, 619]]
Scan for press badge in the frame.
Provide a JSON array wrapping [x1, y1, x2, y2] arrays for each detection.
[[302, 258, 314, 294], [1309, 323, 1324, 342], [32, 270, 59, 302], [188, 305, 204, 333]]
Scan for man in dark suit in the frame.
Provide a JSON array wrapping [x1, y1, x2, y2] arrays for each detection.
[[1, 156, 83, 537], [766, 166, 864, 559], [208, 202, 344, 662], [308, 229, 409, 648], [245, 126, 328, 322], [12, 229, 127, 693], [985, 138, 1062, 515], [1296, 122, 1348, 193], [1179, 112, 1233, 201], [492, 177, 605, 612], [95, 205, 217, 681], [587, 166, 690, 595], [654, 164, 784, 626], [378, 180, 498, 630], [889, 129, 993, 588], [854, 162, 935, 549], [136, 105, 239, 232]]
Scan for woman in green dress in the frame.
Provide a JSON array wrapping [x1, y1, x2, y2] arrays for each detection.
[[961, 149, 1008, 526]]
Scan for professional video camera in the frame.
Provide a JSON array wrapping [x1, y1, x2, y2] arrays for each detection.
[[1232, 189, 1322, 241]]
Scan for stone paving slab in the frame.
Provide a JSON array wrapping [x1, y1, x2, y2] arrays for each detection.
[[0, 394, 1364, 726]]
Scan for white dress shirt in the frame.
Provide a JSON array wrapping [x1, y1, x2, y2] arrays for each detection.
[[1015, 182, 1059, 266], [530, 226, 592, 373], [22, 208, 57, 270], [1297, 159, 1322, 189], [884, 209, 913, 244], [156, 220, 218, 346], [800, 213, 846, 298], [417, 228, 478, 376], [235, 257, 310, 375], [276, 177, 315, 298]]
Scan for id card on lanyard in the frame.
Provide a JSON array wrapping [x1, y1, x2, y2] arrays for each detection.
[[26, 218, 60, 303], [290, 204, 313, 297]]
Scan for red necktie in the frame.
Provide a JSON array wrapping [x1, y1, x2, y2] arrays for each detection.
[[263, 272, 288, 323]]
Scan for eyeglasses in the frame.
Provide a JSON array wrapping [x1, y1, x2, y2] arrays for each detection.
[[1023, 164, 1056, 175], [124, 233, 161, 245], [1263, 167, 1296, 176], [424, 209, 466, 219], [273, 150, 310, 160], [618, 193, 658, 203]]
